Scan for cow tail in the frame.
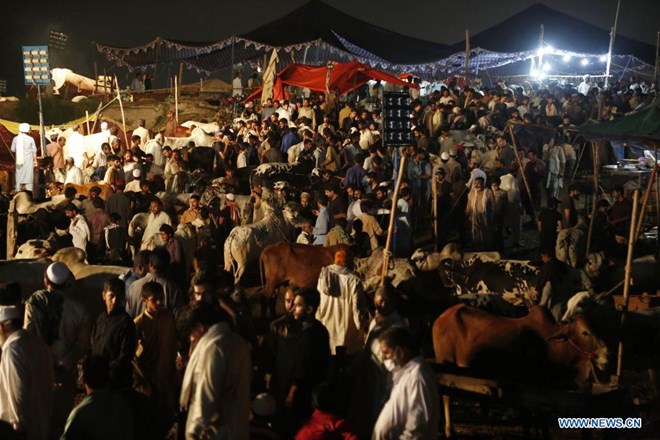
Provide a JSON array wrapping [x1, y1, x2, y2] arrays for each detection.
[[223, 234, 236, 276]]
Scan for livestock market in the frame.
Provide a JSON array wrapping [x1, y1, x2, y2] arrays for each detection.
[[0, 1, 659, 439]]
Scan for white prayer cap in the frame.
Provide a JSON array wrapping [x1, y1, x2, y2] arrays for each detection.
[[251, 393, 276, 417], [441, 152, 450, 161], [349, 127, 358, 134], [0, 306, 21, 322], [132, 169, 141, 178], [100, 122, 108, 130], [46, 262, 71, 286], [226, 193, 235, 201], [19, 123, 30, 133]]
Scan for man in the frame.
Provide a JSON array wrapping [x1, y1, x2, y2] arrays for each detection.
[[560, 185, 580, 228], [410, 149, 432, 214], [609, 185, 632, 238], [494, 135, 515, 168], [232, 72, 243, 96], [67, 125, 86, 169], [64, 157, 83, 185], [537, 249, 574, 322], [316, 249, 369, 355], [126, 249, 182, 318], [10, 123, 37, 193], [523, 150, 546, 214], [60, 356, 134, 439], [343, 153, 367, 190], [133, 119, 150, 148], [358, 120, 373, 151], [159, 224, 185, 285], [465, 158, 487, 189], [106, 179, 131, 230], [466, 176, 493, 250], [180, 194, 203, 225], [500, 167, 523, 247], [103, 155, 123, 187], [0, 305, 53, 440], [90, 278, 136, 390], [325, 183, 348, 229], [578, 74, 593, 96], [46, 133, 65, 178], [87, 198, 111, 263], [434, 168, 453, 248], [141, 198, 173, 250], [134, 282, 178, 436], [544, 137, 566, 199], [164, 110, 177, 138], [490, 177, 508, 253], [145, 133, 165, 168], [296, 220, 315, 245], [313, 194, 331, 246], [65, 203, 91, 252], [180, 302, 251, 439], [372, 326, 440, 440]]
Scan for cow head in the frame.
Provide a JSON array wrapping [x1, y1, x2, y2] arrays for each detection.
[[583, 252, 614, 280], [547, 316, 609, 384], [410, 248, 431, 270], [15, 239, 53, 259], [282, 202, 305, 227]]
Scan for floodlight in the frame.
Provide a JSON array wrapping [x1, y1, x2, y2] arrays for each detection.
[[537, 47, 545, 56], [581, 59, 589, 66], [599, 55, 608, 62], [543, 63, 551, 71], [562, 54, 572, 62]]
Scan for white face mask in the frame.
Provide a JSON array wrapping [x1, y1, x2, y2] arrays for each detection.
[[383, 359, 396, 372]]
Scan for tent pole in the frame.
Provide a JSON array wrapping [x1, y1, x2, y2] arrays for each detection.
[[508, 124, 536, 221], [586, 141, 600, 255], [382, 156, 407, 286], [538, 24, 544, 67], [634, 163, 656, 240], [616, 189, 639, 382], [605, 0, 621, 89], [464, 30, 470, 83], [654, 145, 660, 256], [655, 31, 659, 85]]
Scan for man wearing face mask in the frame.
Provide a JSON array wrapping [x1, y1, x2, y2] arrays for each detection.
[[372, 326, 440, 440]]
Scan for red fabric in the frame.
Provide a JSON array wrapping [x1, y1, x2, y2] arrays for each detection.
[[294, 410, 359, 440], [245, 61, 417, 102]]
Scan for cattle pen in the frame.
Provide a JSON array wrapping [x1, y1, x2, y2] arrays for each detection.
[[431, 362, 628, 439]]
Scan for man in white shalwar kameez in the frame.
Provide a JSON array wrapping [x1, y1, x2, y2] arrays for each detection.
[[372, 326, 439, 440], [141, 198, 172, 250], [180, 303, 250, 440], [0, 305, 54, 440], [11, 123, 37, 192], [316, 249, 369, 355], [145, 133, 165, 167], [67, 126, 86, 169], [64, 203, 90, 252], [465, 177, 493, 250]]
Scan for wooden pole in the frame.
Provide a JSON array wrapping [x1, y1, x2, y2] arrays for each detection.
[[432, 173, 438, 251], [381, 156, 407, 286], [508, 124, 536, 219], [654, 31, 659, 85], [605, 0, 622, 88], [655, 146, 660, 256], [464, 30, 470, 83], [634, 164, 657, 240], [178, 62, 184, 88], [103, 68, 108, 101], [114, 76, 129, 148], [90, 101, 103, 133], [85, 111, 91, 135], [174, 75, 179, 122], [93, 62, 98, 95], [616, 189, 639, 380], [586, 142, 600, 255], [6, 196, 17, 260]]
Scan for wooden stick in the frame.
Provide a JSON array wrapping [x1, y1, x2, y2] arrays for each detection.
[[616, 189, 639, 380], [85, 111, 91, 135], [93, 62, 98, 95], [90, 101, 103, 133], [6, 197, 17, 260], [114, 76, 129, 148], [634, 164, 657, 240], [174, 75, 179, 122], [507, 124, 535, 219], [432, 173, 438, 251], [586, 141, 600, 255], [381, 156, 407, 286]]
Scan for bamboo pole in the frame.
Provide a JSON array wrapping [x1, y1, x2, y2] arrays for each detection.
[[507, 124, 536, 219], [432, 173, 439, 251], [381, 156, 407, 286], [90, 101, 103, 133], [605, 0, 622, 89], [586, 142, 600, 254], [616, 189, 639, 380], [464, 30, 470, 82], [85, 111, 91, 135], [178, 62, 184, 88], [655, 146, 660, 256], [6, 197, 17, 260], [103, 68, 108, 102], [114, 76, 129, 148], [634, 164, 657, 240], [93, 62, 98, 95], [174, 75, 179, 122]]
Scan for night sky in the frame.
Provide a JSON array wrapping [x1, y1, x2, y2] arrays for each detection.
[[1, 0, 657, 94]]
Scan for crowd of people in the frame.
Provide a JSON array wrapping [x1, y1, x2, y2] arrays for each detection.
[[1, 73, 655, 439]]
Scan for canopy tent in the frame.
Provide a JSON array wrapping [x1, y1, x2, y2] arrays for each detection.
[[244, 61, 417, 102], [575, 99, 660, 143], [241, 0, 454, 65], [453, 4, 657, 64]]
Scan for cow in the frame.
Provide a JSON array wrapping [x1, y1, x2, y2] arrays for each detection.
[[354, 248, 422, 296], [165, 127, 214, 149], [200, 190, 254, 225], [15, 238, 55, 259], [438, 255, 539, 304], [410, 247, 502, 272], [51, 68, 112, 96], [249, 162, 315, 189], [224, 202, 304, 285], [47, 182, 114, 201], [180, 120, 220, 133], [51, 247, 127, 318], [583, 252, 660, 295], [433, 304, 608, 437]]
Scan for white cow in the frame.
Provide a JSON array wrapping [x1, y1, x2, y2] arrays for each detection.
[[15, 239, 54, 260], [51, 68, 112, 96], [410, 247, 502, 272], [45, 126, 110, 159], [180, 120, 220, 133], [223, 202, 303, 284], [165, 127, 214, 149], [354, 247, 422, 296]]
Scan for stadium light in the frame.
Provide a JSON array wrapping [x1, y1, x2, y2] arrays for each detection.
[[562, 54, 572, 62], [599, 55, 608, 62], [543, 63, 551, 71], [581, 58, 589, 66]]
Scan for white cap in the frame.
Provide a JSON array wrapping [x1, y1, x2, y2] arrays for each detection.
[[440, 152, 450, 161], [19, 123, 30, 133], [46, 262, 71, 286], [100, 122, 108, 130], [226, 193, 235, 201], [0, 306, 21, 322], [349, 127, 358, 134], [132, 169, 141, 178], [251, 393, 276, 417]]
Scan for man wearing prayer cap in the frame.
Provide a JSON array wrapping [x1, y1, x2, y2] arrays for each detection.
[[0, 304, 54, 440], [11, 123, 37, 192], [25, 261, 90, 436], [124, 169, 142, 192]]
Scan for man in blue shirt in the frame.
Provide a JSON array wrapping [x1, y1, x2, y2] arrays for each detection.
[[343, 153, 366, 190], [279, 119, 299, 154]]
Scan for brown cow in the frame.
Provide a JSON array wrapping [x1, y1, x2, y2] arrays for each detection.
[[260, 242, 353, 298], [47, 182, 114, 200], [433, 304, 608, 387], [433, 304, 609, 438]]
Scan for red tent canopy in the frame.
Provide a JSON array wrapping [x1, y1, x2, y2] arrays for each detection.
[[245, 61, 417, 102]]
